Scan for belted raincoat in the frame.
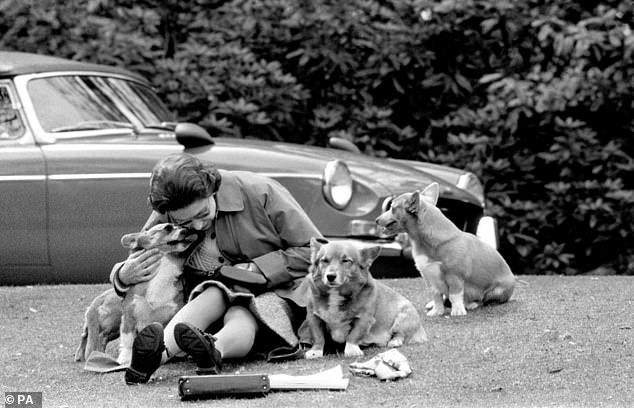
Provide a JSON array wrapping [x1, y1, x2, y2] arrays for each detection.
[[110, 170, 323, 349]]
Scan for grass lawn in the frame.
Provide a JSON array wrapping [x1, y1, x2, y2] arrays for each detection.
[[1, 276, 632, 408]]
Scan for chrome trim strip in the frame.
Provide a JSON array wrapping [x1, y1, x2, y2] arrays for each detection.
[[42, 144, 178, 152], [259, 172, 322, 179], [48, 172, 151, 180], [0, 175, 46, 181], [1, 172, 311, 182]]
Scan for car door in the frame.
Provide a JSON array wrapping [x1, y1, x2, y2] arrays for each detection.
[[12, 71, 183, 283], [42, 140, 182, 283], [0, 81, 52, 283]]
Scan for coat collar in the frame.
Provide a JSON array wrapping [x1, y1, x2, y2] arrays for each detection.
[[216, 170, 244, 212]]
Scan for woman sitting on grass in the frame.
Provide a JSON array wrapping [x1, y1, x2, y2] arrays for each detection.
[[110, 153, 322, 384]]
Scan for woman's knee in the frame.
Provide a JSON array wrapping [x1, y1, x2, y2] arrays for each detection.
[[170, 285, 227, 326], [224, 305, 257, 327], [191, 285, 227, 308]]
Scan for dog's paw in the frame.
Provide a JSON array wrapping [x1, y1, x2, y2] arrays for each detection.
[[117, 356, 131, 366], [344, 343, 364, 358], [116, 351, 132, 366], [387, 337, 404, 348], [450, 306, 467, 317], [305, 349, 324, 359], [426, 306, 445, 317]]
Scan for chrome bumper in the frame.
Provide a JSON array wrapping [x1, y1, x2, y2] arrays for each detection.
[[326, 237, 408, 258], [331, 215, 499, 257]]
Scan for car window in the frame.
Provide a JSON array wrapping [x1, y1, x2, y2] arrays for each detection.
[[0, 84, 25, 140], [26, 75, 174, 136]]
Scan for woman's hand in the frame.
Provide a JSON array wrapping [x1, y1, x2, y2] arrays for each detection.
[[119, 249, 162, 286]]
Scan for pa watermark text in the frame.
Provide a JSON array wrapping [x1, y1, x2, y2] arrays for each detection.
[[4, 392, 42, 408]]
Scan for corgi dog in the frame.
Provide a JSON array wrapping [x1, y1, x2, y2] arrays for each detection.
[[303, 238, 427, 359], [376, 182, 517, 317], [75, 223, 197, 364]]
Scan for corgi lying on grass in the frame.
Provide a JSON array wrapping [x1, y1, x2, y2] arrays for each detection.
[[303, 238, 427, 359]]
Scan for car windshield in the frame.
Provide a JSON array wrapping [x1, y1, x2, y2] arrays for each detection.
[[27, 75, 174, 136]]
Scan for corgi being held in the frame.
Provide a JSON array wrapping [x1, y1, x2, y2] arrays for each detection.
[[303, 238, 427, 359], [376, 182, 516, 317], [75, 223, 197, 365]]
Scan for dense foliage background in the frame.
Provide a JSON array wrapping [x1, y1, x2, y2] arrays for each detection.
[[1, 0, 632, 275]]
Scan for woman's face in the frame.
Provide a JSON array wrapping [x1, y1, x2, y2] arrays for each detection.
[[166, 195, 217, 231]]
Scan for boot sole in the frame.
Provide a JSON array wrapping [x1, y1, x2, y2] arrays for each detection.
[[125, 322, 164, 385], [174, 322, 221, 374]]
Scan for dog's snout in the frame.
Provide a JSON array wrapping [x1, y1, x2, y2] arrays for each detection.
[[326, 273, 337, 283]]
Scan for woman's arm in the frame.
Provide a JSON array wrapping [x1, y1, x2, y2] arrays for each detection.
[[109, 211, 166, 295], [250, 180, 323, 288]]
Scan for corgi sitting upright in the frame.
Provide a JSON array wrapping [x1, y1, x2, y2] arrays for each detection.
[[303, 238, 427, 359], [75, 223, 197, 365], [376, 182, 517, 317]]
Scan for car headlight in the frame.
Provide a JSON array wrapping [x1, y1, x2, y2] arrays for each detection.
[[476, 216, 498, 250], [457, 172, 485, 206], [322, 160, 353, 210]]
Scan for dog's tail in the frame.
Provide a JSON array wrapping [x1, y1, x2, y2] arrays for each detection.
[[74, 303, 104, 361], [74, 323, 88, 362]]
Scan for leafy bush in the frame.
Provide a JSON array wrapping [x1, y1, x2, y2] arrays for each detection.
[[429, 3, 634, 274], [1, 0, 632, 274]]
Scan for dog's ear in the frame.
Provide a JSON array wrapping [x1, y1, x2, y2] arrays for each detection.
[[420, 182, 439, 206], [359, 246, 381, 268], [406, 191, 420, 214], [310, 237, 328, 263], [121, 233, 140, 249]]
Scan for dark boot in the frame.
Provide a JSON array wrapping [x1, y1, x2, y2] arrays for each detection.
[[124, 322, 164, 385], [174, 322, 222, 375]]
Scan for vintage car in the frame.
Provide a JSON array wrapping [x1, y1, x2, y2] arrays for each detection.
[[0, 51, 497, 284]]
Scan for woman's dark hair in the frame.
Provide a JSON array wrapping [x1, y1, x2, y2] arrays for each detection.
[[148, 153, 221, 213]]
